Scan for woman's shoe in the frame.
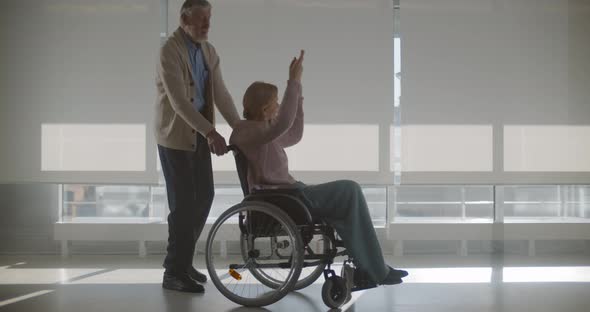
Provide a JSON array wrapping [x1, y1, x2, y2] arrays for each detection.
[[389, 266, 409, 278], [351, 268, 378, 292], [379, 267, 404, 285]]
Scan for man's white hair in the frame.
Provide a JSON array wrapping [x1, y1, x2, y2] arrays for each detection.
[[180, 0, 211, 18]]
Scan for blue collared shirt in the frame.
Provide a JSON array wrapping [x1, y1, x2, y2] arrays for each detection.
[[184, 34, 208, 112]]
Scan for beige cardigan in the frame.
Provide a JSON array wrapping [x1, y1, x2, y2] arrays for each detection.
[[154, 27, 240, 151]]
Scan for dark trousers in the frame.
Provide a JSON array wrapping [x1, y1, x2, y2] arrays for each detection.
[[299, 180, 389, 283], [157, 134, 214, 275]]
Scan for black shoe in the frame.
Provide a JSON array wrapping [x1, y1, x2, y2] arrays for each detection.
[[389, 266, 409, 278], [379, 267, 404, 286], [162, 272, 204, 293], [351, 268, 378, 292], [188, 267, 207, 283]]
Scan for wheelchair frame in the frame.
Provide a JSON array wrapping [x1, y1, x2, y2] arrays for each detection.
[[204, 145, 358, 308]]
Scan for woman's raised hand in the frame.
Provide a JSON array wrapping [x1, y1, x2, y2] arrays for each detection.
[[289, 50, 304, 82]]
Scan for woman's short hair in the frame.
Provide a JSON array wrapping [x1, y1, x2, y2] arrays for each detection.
[[242, 82, 278, 120]]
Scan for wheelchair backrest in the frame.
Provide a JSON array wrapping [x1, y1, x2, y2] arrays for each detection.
[[228, 145, 251, 196], [228, 145, 314, 226]]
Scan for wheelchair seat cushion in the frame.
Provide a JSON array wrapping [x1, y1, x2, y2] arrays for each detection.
[[244, 189, 316, 225]]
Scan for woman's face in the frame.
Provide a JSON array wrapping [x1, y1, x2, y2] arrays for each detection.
[[261, 94, 279, 121]]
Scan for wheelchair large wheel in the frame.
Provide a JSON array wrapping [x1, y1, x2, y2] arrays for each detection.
[[292, 233, 330, 290], [206, 201, 304, 307], [238, 232, 285, 290], [245, 235, 330, 290], [242, 232, 329, 291]]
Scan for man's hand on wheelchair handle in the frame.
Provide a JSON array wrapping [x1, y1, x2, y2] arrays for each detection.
[[206, 129, 228, 156]]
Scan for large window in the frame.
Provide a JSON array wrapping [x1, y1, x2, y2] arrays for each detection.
[[60, 184, 590, 225], [0, 0, 396, 185], [393, 186, 494, 222], [42, 124, 146, 171], [4, 0, 588, 185], [2, 1, 588, 232], [0, 0, 160, 184], [62, 184, 152, 221], [503, 185, 590, 221], [399, 0, 590, 185], [210, 124, 380, 172], [60, 184, 389, 226]]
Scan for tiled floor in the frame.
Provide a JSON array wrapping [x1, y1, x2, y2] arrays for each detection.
[[1, 254, 589, 312]]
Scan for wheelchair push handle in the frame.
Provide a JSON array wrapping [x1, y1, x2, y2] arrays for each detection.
[[228, 144, 242, 153]]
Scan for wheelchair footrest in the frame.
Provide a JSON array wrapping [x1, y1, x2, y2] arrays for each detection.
[[229, 262, 292, 270], [351, 283, 378, 292]]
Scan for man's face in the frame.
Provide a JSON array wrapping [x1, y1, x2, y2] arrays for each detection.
[[184, 6, 211, 41]]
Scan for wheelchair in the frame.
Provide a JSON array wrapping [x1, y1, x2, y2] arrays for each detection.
[[205, 145, 368, 308]]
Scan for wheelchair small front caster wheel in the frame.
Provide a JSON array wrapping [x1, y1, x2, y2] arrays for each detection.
[[322, 276, 349, 309]]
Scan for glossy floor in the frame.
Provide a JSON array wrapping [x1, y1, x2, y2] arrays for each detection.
[[1, 254, 589, 312]]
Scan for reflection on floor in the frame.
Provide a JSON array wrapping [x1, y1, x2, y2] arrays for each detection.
[[1, 254, 589, 312]]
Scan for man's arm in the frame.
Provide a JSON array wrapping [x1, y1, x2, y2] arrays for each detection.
[[158, 44, 214, 136], [210, 48, 241, 128]]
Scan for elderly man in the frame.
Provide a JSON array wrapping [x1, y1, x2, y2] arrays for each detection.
[[155, 0, 240, 293]]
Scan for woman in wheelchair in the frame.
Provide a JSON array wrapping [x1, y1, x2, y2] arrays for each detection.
[[228, 50, 408, 291]]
